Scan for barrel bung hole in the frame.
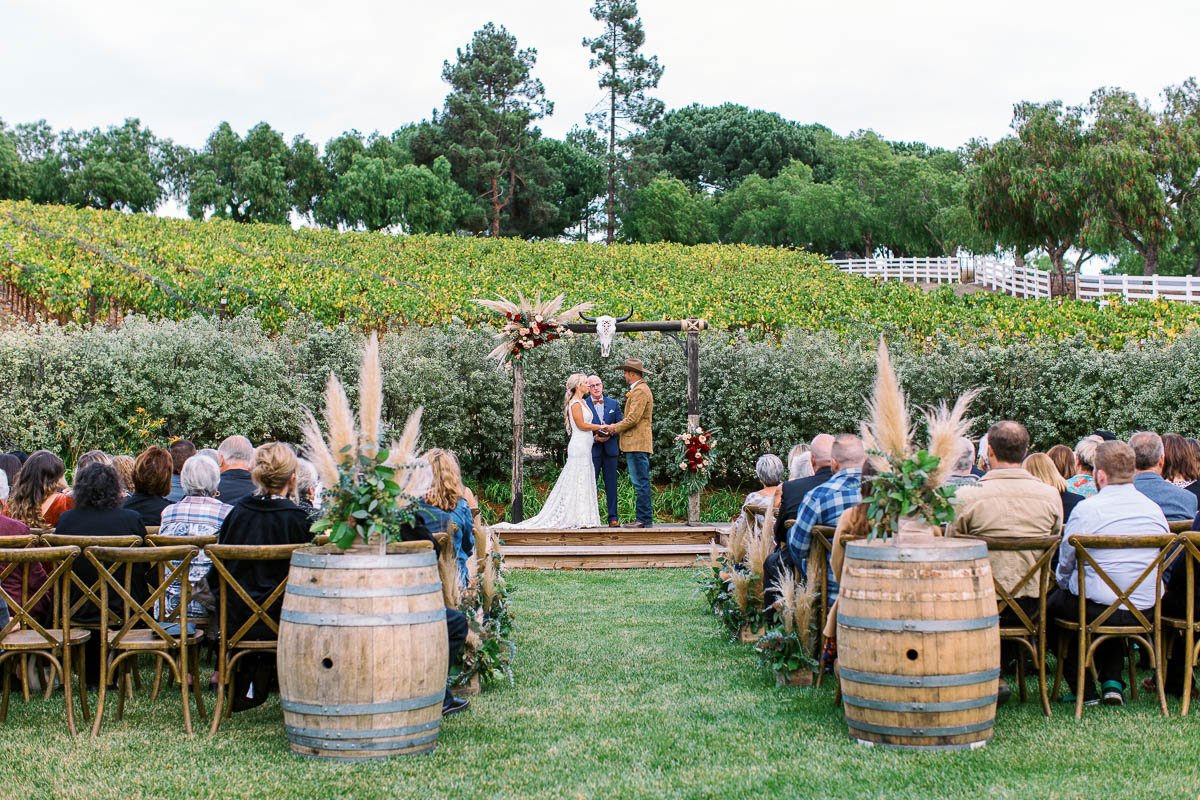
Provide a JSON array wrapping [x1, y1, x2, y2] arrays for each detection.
[[905, 649, 919, 661], [321, 657, 334, 669]]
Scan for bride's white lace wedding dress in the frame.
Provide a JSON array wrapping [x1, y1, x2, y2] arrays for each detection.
[[493, 398, 602, 530]]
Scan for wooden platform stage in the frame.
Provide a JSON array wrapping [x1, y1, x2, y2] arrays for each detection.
[[498, 523, 729, 570]]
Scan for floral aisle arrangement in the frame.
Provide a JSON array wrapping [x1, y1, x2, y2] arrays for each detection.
[[474, 293, 594, 367], [453, 528, 516, 690], [301, 333, 432, 551], [755, 569, 819, 686], [673, 426, 717, 494], [695, 509, 774, 641]]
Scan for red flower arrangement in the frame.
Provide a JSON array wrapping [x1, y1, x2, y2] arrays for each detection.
[[674, 425, 718, 493], [474, 293, 594, 368]]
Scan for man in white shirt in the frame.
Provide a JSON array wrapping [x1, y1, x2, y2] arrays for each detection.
[[1049, 440, 1169, 706]]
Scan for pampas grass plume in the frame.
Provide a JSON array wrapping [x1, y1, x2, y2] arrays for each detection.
[[324, 373, 357, 465], [925, 388, 979, 487], [730, 570, 751, 614], [773, 569, 798, 634], [792, 582, 816, 652], [863, 339, 911, 461], [300, 409, 338, 488], [358, 332, 383, 458]]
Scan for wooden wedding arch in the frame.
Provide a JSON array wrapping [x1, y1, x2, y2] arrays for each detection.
[[508, 316, 709, 526]]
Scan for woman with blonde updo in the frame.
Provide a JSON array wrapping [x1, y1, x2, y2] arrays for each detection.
[[209, 441, 311, 712], [418, 448, 475, 586]]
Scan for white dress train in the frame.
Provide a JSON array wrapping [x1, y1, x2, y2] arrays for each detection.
[[493, 399, 602, 530]]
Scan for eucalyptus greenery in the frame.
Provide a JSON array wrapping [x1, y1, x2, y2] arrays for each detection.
[[863, 449, 958, 540], [310, 447, 425, 549]]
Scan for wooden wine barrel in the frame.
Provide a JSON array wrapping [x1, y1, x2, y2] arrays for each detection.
[[836, 537, 999, 751], [277, 542, 448, 760]]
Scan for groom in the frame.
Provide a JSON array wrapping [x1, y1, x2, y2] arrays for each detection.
[[586, 375, 623, 527], [606, 358, 654, 528]]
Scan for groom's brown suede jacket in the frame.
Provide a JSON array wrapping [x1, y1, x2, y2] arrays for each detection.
[[610, 381, 654, 453]]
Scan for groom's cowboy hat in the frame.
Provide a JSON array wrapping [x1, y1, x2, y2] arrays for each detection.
[[616, 358, 650, 376]]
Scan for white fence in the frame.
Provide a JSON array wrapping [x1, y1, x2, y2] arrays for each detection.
[[830, 257, 961, 284], [832, 256, 1200, 305], [973, 258, 1052, 299]]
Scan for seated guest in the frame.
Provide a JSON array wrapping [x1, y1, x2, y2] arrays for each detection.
[[159, 455, 233, 618], [822, 461, 880, 649], [1162, 433, 1200, 503], [949, 423, 1063, 614], [787, 434, 866, 608], [1050, 441, 1169, 706], [210, 442, 312, 711], [197, 447, 220, 465], [55, 463, 147, 684], [167, 439, 197, 503], [787, 444, 813, 481], [74, 450, 112, 478], [0, 510, 48, 616], [0, 454, 19, 499], [417, 448, 475, 587], [1024, 452, 1083, 525], [294, 457, 323, 523], [1048, 444, 1076, 482], [741, 454, 785, 536], [1129, 431, 1198, 522], [111, 455, 135, 497], [975, 433, 990, 474], [123, 446, 174, 527], [944, 437, 980, 487], [1068, 436, 1102, 497], [6, 450, 73, 528], [773, 434, 835, 547], [216, 435, 257, 508]]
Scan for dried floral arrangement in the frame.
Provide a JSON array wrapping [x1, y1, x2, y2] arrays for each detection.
[[474, 293, 594, 367]]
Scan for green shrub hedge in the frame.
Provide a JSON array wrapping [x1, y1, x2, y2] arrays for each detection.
[[1, 313, 1195, 484]]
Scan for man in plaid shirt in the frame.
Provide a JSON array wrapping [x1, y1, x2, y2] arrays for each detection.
[[787, 434, 866, 606]]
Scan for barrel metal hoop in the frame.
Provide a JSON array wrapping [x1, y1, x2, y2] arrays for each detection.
[[290, 743, 438, 761], [285, 583, 442, 599], [839, 614, 998, 633], [280, 608, 446, 627], [288, 731, 442, 752], [286, 719, 441, 740], [290, 551, 437, 569], [842, 693, 997, 713], [848, 719, 994, 738], [839, 667, 1001, 688], [845, 543, 988, 562], [282, 690, 445, 716], [852, 737, 990, 752]]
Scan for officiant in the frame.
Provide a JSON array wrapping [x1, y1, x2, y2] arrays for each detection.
[[586, 374, 623, 527]]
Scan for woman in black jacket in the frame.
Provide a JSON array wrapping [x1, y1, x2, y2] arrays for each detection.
[[210, 442, 311, 710], [122, 446, 174, 527], [55, 463, 147, 684]]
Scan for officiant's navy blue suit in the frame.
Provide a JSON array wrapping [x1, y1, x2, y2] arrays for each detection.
[[589, 396, 624, 523]]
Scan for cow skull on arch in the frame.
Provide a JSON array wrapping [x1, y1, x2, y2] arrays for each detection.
[[579, 309, 633, 357]]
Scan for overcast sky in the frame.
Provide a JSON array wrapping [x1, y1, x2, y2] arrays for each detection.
[[4, 0, 1199, 152]]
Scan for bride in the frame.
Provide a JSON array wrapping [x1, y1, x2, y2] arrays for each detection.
[[494, 373, 606, 530]]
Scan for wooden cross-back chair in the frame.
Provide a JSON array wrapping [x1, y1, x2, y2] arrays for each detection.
[[809, 524, 837, 675], [1162, 531, 1200, 715], [143, 533, 219, 698], [205, 542, 308, 735], [974, 534, 1060, 717], [0, 545, 90, 735], [1052, 533, 1175, 719], [0, 534, 56, 703], [1169, 520, 1193, 534], [86, 544, 205, 737]]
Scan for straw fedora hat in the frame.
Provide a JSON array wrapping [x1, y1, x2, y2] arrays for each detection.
[[615, 358, 650, 375]]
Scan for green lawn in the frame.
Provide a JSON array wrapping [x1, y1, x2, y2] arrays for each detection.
[[2, 569, 1200, 799]]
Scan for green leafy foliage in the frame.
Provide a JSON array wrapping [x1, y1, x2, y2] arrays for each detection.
[[309, 447, 422, 549], [863, 449, 957, 540]]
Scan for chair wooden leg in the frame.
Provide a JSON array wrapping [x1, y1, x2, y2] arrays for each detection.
[[814, 635, 827, 688], [209, 667, 225, 736], [1127, 640, 1139, 701], [180, 655, 193, 736], [116, 661, 128, 722], [0, 661, 11, 722], [1016, 647, 1028, 703], [1183, 631, 1196, 717], [76, 644, 90, 723], [151, 657, 163, 701], [190, 649, 206, 720], [1075, 629, 1088, 720], [62, 648, 77, 736], [1051, 634, 1065, 702], [91, 656, 107, 739], [1153, 636, 1168, 717], [41, 660, 54, 701], [20, 656, 30, 703]]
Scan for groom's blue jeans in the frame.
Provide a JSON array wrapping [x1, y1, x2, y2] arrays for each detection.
[[626, 452, 652, 525]]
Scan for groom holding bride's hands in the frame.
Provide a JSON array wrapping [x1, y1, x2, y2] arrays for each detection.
[[601, 359, 655, 529]]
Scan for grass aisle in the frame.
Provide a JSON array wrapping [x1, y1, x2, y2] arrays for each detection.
[[2, 569, 1200, 798]]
